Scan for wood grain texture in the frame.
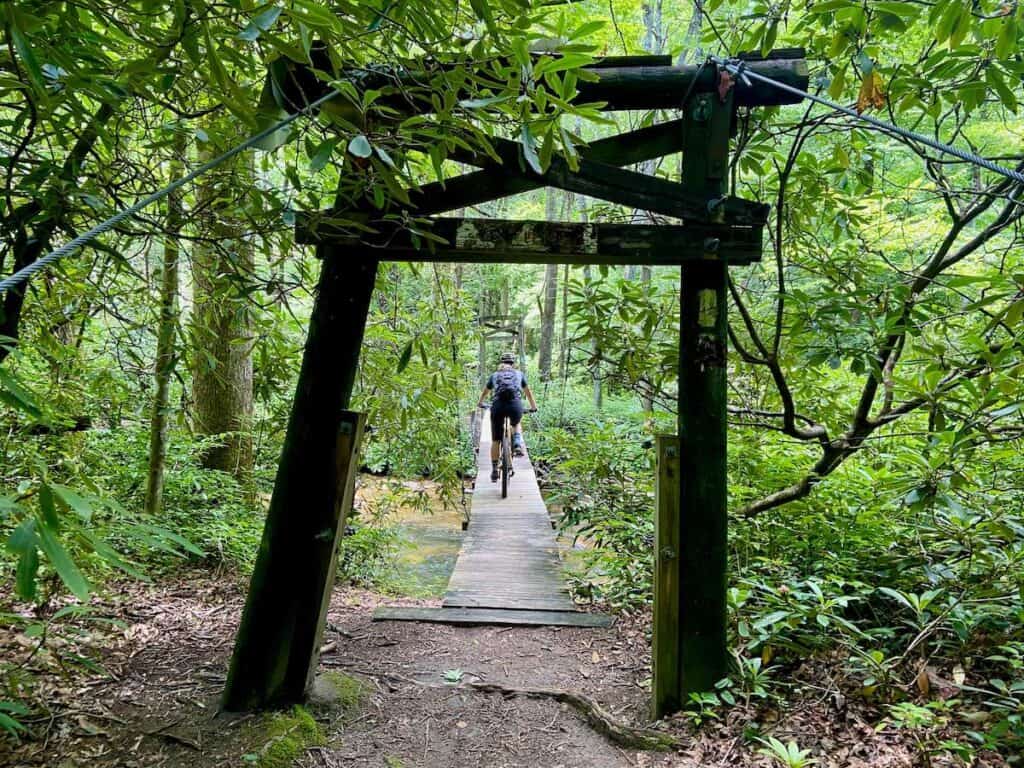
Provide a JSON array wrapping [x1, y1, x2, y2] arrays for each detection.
[[375, 424, 611, 627], [652, 435, 681, 719], [443, 428, 576, 612], [296, 217, 763, 267], [372, 607, 614, 628], [223, 252, 379, 711]]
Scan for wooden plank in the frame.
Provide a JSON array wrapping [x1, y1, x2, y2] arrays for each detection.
[[305, 411, 366, 692], [652, 435, 681, 720], [440, 427, 577, 613], [296, 217, 763, 265], [222, 250, 378, 711], [443, 598, 577, 612], [372, 606, 615, 628], [572, 57, 808, 109]]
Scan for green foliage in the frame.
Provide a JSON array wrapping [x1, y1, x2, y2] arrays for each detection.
[[315, 671, 370, 719], [757, 736, 816, 768], [540, 410, 655, 608], [0, 373, 205, 603], [338, 523, 400, 588], [1, 0, 1023, 760], [0, 700, 28, 739]]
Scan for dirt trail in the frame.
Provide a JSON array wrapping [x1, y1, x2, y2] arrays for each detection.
[[2, 572, 979, 768], [321, 591, 651, 767]]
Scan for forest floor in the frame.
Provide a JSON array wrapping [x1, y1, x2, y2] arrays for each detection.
[[2, 570, 1003, 768]]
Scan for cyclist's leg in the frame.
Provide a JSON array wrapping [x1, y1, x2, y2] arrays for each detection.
[[489, 406, 503, 481], [508, 403, 525, 454]]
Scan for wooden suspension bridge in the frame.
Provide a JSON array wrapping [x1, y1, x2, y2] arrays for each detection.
[[374, 418, 613, 628], [218, 48, 811, 721]]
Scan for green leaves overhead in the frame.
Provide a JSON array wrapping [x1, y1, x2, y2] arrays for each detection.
[[347, 134, 373, 159], [239, 6, 284, 42], [5, 9, 47, 99], [520, 124, 544, 174]]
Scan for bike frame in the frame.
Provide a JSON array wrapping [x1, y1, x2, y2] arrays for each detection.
[[500, 415, 514, 498]]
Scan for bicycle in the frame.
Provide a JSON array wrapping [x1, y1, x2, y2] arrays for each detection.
[[480, 405, 536, 498]]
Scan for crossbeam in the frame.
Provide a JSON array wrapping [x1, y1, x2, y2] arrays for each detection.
[[349, 118, 688, 217], [264, 50, 808, 118], [295, 216, 762, 265], [453, 137, 769, 225]]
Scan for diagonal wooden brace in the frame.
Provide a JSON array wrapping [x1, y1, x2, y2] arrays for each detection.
[[333, 118, 688, 217]]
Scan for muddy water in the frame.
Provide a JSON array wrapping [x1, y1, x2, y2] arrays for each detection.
[[354, 477, 587, 599], [356, 478, 466, 597]]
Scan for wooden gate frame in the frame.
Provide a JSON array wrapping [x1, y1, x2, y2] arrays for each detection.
[[221, 52, 808, 717], [477, 314, 526, 385]]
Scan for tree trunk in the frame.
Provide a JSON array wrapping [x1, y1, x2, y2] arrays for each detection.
[[190, 128, 255, 479], [577, 191, 602, 410], [677, 0, 703, 65], [0, 103, 115, 364], [538, 264, 558, 381], [559, 263, 570, 382], [144, 136, 185, 516], [538, 190, 560, 381]]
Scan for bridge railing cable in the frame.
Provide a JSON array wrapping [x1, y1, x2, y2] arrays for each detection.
[[713, 56, 1024, 186], [0, 89, 340, 296]]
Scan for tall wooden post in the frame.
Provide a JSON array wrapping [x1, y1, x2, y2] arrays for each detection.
[[652, 435, 681, 718], [222, 248, 378, 711], [478, 332, 488, 386], [677, 84, 733, 698]]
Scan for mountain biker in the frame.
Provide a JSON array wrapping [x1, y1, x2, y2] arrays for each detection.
[[476, 351, 538, 482]]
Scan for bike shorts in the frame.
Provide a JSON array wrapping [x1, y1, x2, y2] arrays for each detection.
[[490, 400, 523, 441]]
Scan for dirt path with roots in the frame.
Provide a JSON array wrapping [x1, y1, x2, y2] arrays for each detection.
[[2, 570, 989, 768]]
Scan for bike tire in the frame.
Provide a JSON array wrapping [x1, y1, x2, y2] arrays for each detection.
[[501, 433, 511, 498], [499, 438, 507, 499]]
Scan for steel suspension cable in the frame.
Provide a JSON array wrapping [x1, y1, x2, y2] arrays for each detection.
[[0, 89, 340, 295], [712, 56, 1024, 185]]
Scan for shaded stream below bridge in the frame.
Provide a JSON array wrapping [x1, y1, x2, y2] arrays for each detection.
[[353, 476, 588, 599]]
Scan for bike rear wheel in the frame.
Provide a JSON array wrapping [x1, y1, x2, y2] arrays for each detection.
[[501, 419, 512, 498]]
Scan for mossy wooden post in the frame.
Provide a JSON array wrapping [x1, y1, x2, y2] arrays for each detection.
[[304, 409, 365, 692], [222, 247, 378, 711], [677, 83, 733, 701], [652, 435, 681, 718]]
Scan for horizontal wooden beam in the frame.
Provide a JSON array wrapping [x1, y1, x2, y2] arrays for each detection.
[[295, 216, 763, 265], [372, 606, 615, 628], [574, 55, 808, 110], [265, 50, 808, 118]]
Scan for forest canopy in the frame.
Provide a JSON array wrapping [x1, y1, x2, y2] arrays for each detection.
[[1, 0, 1023, 764]]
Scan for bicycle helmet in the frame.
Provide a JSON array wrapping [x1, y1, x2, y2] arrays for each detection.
[[499, 351, 516, 365]]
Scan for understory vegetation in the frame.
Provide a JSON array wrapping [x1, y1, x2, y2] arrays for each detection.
[[537, 390, 1024, 762], [2, 0, 1023, 764]]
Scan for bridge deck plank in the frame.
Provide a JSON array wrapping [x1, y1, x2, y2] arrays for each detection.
[[441, 427, 576, 613], [373, 424, 609, 626]]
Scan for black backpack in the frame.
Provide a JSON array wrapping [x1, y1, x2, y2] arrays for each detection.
[[492, 369, 521, 402]]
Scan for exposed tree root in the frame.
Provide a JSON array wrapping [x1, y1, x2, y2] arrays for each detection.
[[328, 663, 680, 751], [469, 682, 678, 752]]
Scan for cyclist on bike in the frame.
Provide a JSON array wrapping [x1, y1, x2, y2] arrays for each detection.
[[476, 351, 538, 482]]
